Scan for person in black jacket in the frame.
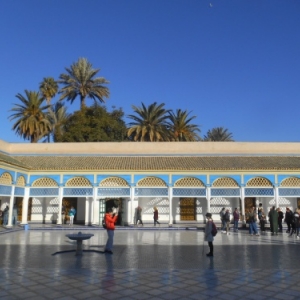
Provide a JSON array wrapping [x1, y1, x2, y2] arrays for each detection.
[[285, 207, 294, 234], [277, 208, 284, 233]]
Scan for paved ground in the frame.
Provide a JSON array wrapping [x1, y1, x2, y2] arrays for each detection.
[[0, 226, 300, 300]]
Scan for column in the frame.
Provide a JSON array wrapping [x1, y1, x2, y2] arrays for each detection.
[[57, 186, 63, 225], [7, 185, 15, 228], [21, 187, 30, 225], [241, 186, 245, 224], [92, 186, 98, 225], [130, 185, 135, 225], [206, 186, 211, 213], [168, 185, 173, 226], [274, 185, 279, 208]]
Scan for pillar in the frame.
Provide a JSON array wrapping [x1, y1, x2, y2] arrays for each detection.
[[206, 186, 211, 213], [57, 186, 63, 225], [241, 186, 245, 224], [6, 185, 15, 228], [21, 187, 30, 225], [168, 186, 173, 226], [92, 186, 98, 225]]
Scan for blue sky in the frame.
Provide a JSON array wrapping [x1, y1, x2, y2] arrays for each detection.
[[1, 0, 300, 143]]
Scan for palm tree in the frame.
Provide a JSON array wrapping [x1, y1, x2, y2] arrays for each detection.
[[203, 127, 234, 141], [58, 57, 109, 110], [127, 102, 170, 141], [167, 109, 201, 141], [39, 77, 58, 107], [49, 102, 69, 142], [9, 90, 51, 143]]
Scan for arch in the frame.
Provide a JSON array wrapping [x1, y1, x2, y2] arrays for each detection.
[[16, 176, 26, 186], [174, 177, 205, 187], [0, 172, 13, 185], [32, 177, 58, 187], [246, 177, 273, 187], [212, 177, 239, 187], [99, 177, 129, 187], [136, 176, 167, 187], [65, 177, 92, 187], [280, 177, 300, 187]]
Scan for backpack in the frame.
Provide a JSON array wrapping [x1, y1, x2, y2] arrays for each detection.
[[102, 216, 107, 229], [211, 221, 218, 237]]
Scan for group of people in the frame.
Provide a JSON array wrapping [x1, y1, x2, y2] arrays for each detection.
[[0, 204, 18, 226], [219, 207, 240, 235], [134, 206, 160, 227]]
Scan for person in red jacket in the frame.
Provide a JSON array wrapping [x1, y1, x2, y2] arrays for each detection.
[[104, 207, 118, 254]]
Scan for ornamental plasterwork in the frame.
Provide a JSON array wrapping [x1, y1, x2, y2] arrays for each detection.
[[32, 177, 58, 187], [65, 177, 92, 187], [246, 177, 272, 187], [0, 172, 13, 185], [99, 177, 129, 187], [212, 177, 239, 187], [137, 177, 167, 187], [280, 177, 300, 187], [174, 177, 205, 187], [16, 176, 26, 186]]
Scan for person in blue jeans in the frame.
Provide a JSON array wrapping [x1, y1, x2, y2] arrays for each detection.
[[68, 206, 76, 225], [248, 207, 259, 236]]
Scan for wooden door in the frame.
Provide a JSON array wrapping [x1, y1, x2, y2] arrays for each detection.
[[180, 198, 196, 221]]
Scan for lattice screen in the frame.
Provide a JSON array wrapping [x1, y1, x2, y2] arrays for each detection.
[[212, 177, 239, 187], [246, 177, 272, 187], [174, 177, 205, 187], [100, 177, 129, 187], [0, 172, 12, 184], [16, 176, 26, 186], [32, 177, 58, 187], [137, 177, 167, 187], [280, 177, 300, 187], [65, 177, 92, 187]]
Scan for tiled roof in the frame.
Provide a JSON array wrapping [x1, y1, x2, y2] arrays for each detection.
[[0, 153, 29, 169], [8, 155, 300, 171]]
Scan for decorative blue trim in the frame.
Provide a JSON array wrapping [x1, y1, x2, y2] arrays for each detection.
[[98, 188, 130, 197], [29, 175, 60, 185], [172, 175, 207, 185], [63, 188, 93, 196], [134, 175, 168, 186], [244, 175, 275, 185], [211, 188, 240, 197], [245, 188, 274, 196], [134, 188, 168, 196], [30, 188, 59, 197], [97, 175, 131, 186], [15, 187, 25, 196], [173, 188, 206, 197], [279, 188, 300, 197], [210, 175, 241, 185], [0, 185, 12, 195]]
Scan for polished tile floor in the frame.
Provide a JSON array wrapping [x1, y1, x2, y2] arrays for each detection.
[[0, 227, 300, 299]]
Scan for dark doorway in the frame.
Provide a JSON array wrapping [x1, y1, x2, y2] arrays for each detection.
[[180, 198, 196, 221], [105, 198, 123, 226], [16, 197, 32, 222], [62, 198, 77, 224], [245, 197, 256, 213]]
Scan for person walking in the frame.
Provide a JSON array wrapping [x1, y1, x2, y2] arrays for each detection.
[[204, 213, 214, 257], [68, 206, 76, 225], [224, 209, 231, 235], [277, 207, 284, 233], [104, 207, 118, 254], [153, 207, 160, 226], [233, 208, 240, 232], [248, 207, 259, 236], [3, 205, 9, 226], [219, 207, 226, 232], [285, 207, 294, 234], [135, 206, 143, 226], [268, 206, 278, 236]]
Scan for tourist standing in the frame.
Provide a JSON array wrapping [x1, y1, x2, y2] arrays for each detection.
[[277, 208, 284, 232], [268, 206, 278, 235], [233, 208, 240, 232], [259, 210, 267, 234], [153, 207, 160, 226], [284, 207, 294, 233], [135, 206, 143, 226], [104, 207, 118, 254], [204, 213, 214, 257], [3, 205, 9, 226], [68, 206, 76, 225], [219, 207, 226, 232], [248, 207, 259, 236], [293, 208, 300, 239], [224, 209, 231, 235], [12, 204, 18, 225]]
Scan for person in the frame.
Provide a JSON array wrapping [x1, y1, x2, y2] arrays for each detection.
[[268, 206, 278, 236], [104, 207, 118, 254], [219, 207, 226, 232], [233, 208, 240, 232], [293, 208, 300, 239], [3, 205, 9, 226], [153, 206, 160, 226], [68, 206, 76, 225], [284, 207, 294, 233], [259, 209, 267, 234], [204, 212, 214, 257], [277, 207, 284, 232], [135, 206, 143, 226], [258, 203, 263, 219], [12, 203, 18, 225], [224, 209, 231, 235], [248, 207, 259, 236]]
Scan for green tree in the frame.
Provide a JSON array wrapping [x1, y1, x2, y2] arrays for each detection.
[[127, 102, 170, 142], [39, 77, 58, 107], [9, 90, 51, 143], [50, 102, 69, 142], [203, 127, 234, 141], [58, 58, 109, 110], [55, 105, 126, 142], [167, 109, 201, 141]]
